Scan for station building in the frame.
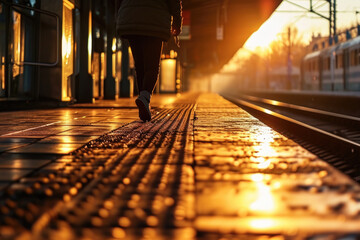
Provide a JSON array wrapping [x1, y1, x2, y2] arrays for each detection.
[[0, 0, 181, 104], [0, 0, 282, 105]]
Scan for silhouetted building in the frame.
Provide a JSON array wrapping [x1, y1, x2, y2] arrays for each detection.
[[0, 0, 281, 104]]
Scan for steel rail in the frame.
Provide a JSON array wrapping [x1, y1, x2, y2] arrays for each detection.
[[240, 94, 360, 124], [225, 96, 360, 157]]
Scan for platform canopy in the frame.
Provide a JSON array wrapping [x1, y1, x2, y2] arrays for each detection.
[[179, 0, 282, 75]]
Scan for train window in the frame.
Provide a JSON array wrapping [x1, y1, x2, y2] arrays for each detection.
[[311, 61, 315, 71], [323, 58, 330, 70], [340, 54, 343, 68], [336, 54, 343, 69], [335, 55, 338, 68], [351, 49, 359, 66], [327, 57, 330, 70]]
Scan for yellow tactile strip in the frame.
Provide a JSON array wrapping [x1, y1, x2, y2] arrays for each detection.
[[0, 93, 198, 240]]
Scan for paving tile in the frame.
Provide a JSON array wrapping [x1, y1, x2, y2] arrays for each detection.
[[0, 143, 30, 152], [0, 138, 39, 143], [57, 130, 109, 136], [8, 143, 84, 154], [0, 182, 9, 190], [0, 169, 31, 181], [0, 159, 51, 169], [0, 135, 46, 139], [0, 153, 59, 160], [38, 136, 98, 144]]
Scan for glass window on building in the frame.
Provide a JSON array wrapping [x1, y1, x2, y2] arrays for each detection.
[[0, 2, 6, 97], [62, 0, 74, 101], [91, 0, 107, 99]]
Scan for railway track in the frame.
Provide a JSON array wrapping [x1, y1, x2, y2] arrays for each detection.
[[225, 94, 360, 181]]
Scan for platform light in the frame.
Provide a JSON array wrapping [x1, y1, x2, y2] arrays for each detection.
[[62, 0, 74, 101], [170, 50, 177, 59], [160, 59, 176, 92], [1, 57, 4, 89], [88, 11, 92, 74], [62, 36, 72, 64], [12, 11, 22, 78], [112, 38, 116, 78], [112, 38, 116, 52]]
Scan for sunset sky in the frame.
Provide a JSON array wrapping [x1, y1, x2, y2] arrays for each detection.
[[220, 0, 360, 73], [244, 0, 360, 51]]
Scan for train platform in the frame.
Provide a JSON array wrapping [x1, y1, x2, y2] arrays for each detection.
[[0, 92, 360, 239]]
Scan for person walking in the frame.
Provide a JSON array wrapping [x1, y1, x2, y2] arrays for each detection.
[[116, 0, 182, 122]]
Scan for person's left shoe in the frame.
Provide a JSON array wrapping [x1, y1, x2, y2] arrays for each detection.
[[135, 91, 151, 122]]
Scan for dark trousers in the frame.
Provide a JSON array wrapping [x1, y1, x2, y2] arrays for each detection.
[[127, 36, 163, 94]]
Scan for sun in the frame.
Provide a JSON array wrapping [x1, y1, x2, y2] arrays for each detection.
[[244, 16, 284, 51]]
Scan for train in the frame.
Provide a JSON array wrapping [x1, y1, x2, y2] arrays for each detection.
[[302, 35, 360, 91]]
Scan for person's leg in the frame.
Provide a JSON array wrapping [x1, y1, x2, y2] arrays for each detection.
[[142, 37, 163, 94], [128, 36, 145, 92], [130, 36, 162, 122]]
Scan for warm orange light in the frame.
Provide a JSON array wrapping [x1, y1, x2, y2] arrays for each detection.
[[112, 53, 116, 78], [60, 136, 74, 143], [88, 11, 92, 74], [59, 144, 77, 154], [170, 50, 177, 59], [264, 109, 273, 115], [258, 160, 271, 169], [270, 100, 280, 106], [112, 38, 117, 52], [160, 59, 177, 92], [13, 11, 22, 77], [251, 174, 264, 182], [1, 57, 4, 89], [252, 127, 275, 143], [249, 218, 276, 230], [62, 0, 74, 101], [249, 183, 276, 214], [260, 0, 275, 19], [101, 52, 105, 81]]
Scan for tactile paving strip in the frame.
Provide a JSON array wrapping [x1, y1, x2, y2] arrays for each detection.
[[0, 95, 198, 240]]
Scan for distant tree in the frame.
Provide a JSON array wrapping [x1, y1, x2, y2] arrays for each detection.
[[235, 26, 306, 90], [268, 26, 305, 69]]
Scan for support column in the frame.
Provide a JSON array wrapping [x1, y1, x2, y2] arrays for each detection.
[[78, 0, 93, 103], [104, 0, 116, 99], [120, 40, 131, 97]]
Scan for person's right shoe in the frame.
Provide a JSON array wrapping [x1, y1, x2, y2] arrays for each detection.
[[135, 91, 151, 122]]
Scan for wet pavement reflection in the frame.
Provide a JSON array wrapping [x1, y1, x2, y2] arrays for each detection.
[[0, 98, 138, 185], [194, 94, 360, 236], [0, 93, 360, 239]]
